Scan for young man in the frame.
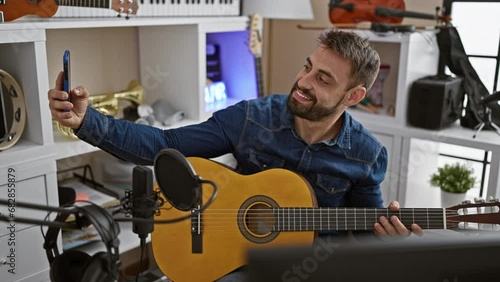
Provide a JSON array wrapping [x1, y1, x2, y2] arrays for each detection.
[[49, 28, 422, 279]]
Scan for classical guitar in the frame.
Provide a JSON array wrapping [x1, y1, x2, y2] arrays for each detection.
[[152, 157, 500, 282], [248, 13, 264, 98], [0, 0, 138, 22]]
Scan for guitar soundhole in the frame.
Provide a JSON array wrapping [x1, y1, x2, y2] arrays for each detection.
[[245, 203, 274, 235], [238, 195, 279, 244]]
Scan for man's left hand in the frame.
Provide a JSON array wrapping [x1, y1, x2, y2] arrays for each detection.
[[373, 201, 424, 237]]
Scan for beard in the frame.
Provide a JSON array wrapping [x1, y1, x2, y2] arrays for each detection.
[[287, 82, 341, 122]]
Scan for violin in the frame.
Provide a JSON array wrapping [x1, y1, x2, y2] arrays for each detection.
[[329, 0, 440, 24]]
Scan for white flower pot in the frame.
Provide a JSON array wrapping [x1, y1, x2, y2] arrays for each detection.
[[440, 190, 466, 207]]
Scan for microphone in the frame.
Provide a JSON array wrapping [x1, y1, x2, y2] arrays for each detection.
[[132, 165, 155, 239], [154, 149, 202, 211]]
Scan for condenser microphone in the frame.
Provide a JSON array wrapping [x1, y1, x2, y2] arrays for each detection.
[[154, 149, 202, 211], [132, 165, 154, 239]]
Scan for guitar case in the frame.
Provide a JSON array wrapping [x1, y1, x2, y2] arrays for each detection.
[[436, 26, 500, 129]]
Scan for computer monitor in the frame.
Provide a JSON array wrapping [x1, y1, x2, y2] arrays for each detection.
[[246, 233, 500, 282]]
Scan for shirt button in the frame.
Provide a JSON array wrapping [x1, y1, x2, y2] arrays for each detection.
[[307, 148, 311, 153], [262, 164, 268, 169]]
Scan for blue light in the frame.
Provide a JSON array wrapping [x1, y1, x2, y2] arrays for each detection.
[[204, 81, 227, 104]]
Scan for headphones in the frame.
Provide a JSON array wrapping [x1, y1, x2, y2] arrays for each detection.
[[43, 204, 121, 282]]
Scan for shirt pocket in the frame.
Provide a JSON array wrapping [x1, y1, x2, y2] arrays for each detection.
[[316, 174, 351, 196], [248, 149, 285, 170]]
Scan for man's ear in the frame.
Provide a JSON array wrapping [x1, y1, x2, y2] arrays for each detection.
[[343, 86, 367, 107]]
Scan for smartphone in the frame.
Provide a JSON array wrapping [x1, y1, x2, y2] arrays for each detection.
[[63, 50, 71, 110]]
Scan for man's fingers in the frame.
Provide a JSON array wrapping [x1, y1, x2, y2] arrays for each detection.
[[373, 222, 387, 236], [389, 201, 400, 211], [379, 216, 398, 236], [390, 216, 411, 236], [411, 224, 424, 236], [55, 71, 64, 91]]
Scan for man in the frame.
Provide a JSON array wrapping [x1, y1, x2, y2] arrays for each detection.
[[49, 28, 422, 279]]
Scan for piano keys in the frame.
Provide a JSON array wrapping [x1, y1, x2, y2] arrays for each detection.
[[53, 0, 241, 19]]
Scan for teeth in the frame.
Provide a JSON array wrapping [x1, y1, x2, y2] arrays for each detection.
[[297, 90, 311, 100]]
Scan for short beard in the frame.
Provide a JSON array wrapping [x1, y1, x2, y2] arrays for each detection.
[[287, 82, 340, 122]]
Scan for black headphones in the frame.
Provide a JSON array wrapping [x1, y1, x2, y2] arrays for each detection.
[[43, 204, 121, 282]]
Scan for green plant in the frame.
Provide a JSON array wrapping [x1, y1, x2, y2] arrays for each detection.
[[430, 162, 477, 193]]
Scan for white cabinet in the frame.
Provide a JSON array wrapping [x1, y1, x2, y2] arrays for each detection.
[[346, 30, 440, 127], [0, 16, 251, 282]]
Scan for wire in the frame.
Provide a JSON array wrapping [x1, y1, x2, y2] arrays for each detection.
[[135, 238, 146, 282]]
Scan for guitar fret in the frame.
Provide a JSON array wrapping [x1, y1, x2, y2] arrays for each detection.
[[326, 208, 331, 230], [336, 207, 338, 230], [320, 208, 322, 230], [293, 207, 296, 231], [354, 209, 356, 230], [364, 208, 366, 230]]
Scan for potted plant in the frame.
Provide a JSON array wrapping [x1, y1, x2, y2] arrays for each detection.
[[430, 162, 477, 207]]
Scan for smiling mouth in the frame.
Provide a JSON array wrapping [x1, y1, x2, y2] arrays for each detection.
[[294, 89, 313, 102]]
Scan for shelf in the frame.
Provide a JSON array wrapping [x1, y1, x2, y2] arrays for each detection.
[[52, 118, 201, 161], [0, 16, 248, 31], [0, 139, 55, 167], [362, 119, 500, 153]]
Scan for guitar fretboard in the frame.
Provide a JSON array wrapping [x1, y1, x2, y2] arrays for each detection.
[[273, 207, 447, 231], [254, 57, 264, 98]]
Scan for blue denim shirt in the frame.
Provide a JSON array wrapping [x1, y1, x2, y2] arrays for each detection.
[[76, 94, 386, 209]]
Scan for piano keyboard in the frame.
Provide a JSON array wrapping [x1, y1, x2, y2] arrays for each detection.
[[54, 0, 240, 19]]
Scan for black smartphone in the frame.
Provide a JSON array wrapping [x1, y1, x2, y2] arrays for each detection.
[[63, 50, 71, 110]]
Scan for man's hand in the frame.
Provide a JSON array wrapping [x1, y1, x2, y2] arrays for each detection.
[[374, 201, 424, 238], [48, 71, 89, 130]]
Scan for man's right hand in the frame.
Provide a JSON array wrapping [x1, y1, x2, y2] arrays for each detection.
[[48, 71, 89, 130]]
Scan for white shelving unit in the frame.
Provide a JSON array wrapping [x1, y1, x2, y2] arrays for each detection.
[[339, 30, 500, 207], [0, 16, 250, 282]]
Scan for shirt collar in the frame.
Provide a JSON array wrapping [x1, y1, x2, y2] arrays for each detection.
[[322, 112, 352, 149], [286, 106, 352, 150]]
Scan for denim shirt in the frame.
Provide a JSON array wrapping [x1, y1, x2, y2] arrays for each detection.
[[76, 94, 386, 209]]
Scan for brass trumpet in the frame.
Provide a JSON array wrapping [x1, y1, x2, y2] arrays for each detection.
[[54, 80, 144, 139]]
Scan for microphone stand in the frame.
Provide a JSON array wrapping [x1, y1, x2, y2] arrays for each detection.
[[473, 93, 500, 139], [0, 199, 81, 229]]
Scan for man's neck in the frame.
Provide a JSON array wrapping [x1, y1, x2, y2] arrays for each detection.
[[294, 113, 344, 145]]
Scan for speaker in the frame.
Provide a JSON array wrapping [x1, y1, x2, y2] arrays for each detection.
[[43, 204, 121, 282], [407, 75, 464, 130]]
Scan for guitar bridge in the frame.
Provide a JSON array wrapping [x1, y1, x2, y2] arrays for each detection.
[[0, 11, 3, 23], [191, 205, 203, 253]]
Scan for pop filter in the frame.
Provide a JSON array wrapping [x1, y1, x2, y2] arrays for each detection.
[[154, 149, 201, 211]]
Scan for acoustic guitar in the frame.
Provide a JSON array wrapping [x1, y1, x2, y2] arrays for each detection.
[[152, 157, 500, 282], [0, 0, 138, 22]]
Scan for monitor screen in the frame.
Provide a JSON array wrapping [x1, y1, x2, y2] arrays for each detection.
[[247, 232, 500, 282]]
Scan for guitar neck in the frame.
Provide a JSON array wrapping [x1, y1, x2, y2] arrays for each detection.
[[273, 207, 447, 232], [56, 0, 111, 8], [254, 56, 264, 98]]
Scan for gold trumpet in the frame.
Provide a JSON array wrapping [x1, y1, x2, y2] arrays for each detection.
[[54, 80, 144, 139]]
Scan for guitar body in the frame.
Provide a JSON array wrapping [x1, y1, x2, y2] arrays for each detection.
[[1, 0, 59, 22], [152, 157, 317, 282]]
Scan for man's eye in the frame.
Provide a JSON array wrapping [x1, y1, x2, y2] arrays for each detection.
[[319, 76, 328, 84], [303, 64, 311, 71]]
